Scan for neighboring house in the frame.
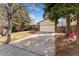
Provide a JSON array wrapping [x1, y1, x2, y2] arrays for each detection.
[[29, 24, 39, 31], [38, 17, 55, 32]]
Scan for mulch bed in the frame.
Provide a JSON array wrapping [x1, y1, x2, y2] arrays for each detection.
[[55, 35, 79, 56]]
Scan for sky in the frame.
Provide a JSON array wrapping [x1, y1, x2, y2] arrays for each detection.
[[58, 17, 66, 26], [26, 3, 45, 24], [26, 3, 66, 26], [25, 4, 76, 26]]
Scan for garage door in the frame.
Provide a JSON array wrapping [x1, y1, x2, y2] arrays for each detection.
[[40, 25, 55, 32]]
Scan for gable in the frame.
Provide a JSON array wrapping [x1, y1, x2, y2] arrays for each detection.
[[39, 20, 54, 26]]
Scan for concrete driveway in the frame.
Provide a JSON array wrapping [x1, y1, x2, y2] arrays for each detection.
[[0, 32, 55, 56]]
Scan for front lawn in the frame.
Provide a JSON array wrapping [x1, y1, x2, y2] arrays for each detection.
[[0, 31, 31, 43]]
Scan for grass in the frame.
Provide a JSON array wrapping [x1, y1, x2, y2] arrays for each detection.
[[0, 31, 31, 43]]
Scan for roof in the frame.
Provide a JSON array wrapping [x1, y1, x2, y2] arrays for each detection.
[[37, 16, 49, 24], [37, 19, 45, 24]]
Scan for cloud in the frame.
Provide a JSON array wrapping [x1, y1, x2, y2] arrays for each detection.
[[28, 4, 40, 11], [29, 14, 36, 20], [29, 14, 37, 25], [33, 6, 40, 11], [29, 15, 44, 24], [36, 19, 44, 23]]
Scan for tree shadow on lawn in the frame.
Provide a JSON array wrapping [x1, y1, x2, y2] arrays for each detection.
[[55, 35, 79, 56]]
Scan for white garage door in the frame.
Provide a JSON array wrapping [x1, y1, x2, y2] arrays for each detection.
[[40, 25, 55, 32]]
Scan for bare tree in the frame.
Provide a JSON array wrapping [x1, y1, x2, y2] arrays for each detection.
[[0, 3, 30, 44], [2, 3, 22, 44]]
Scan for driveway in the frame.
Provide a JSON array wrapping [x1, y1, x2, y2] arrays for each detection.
[[0, 32, 55, 56]]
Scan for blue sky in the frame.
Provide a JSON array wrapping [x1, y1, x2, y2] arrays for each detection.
[[58, 17, 66, 26], [25, 4, 66, 26], [26, 3, 45, 24]]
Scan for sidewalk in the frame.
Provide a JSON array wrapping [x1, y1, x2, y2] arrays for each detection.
[[55, 33, 66, 36], [10, 32, 55, 44]]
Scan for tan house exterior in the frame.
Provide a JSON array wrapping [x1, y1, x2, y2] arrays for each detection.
[[38, 19, 55, 32]]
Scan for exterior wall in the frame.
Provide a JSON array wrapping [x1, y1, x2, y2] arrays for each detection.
[[39, 20, 55, 32]]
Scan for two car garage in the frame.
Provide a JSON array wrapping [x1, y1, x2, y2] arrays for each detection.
[[38, 19, 55, 33]]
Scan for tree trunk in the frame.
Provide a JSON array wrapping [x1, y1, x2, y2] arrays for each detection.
[[5, 6, 12, 44], [21, 23, 24, 31], [66, 16, 71, 37], [55, 21, 57, 32], [76, 15, 79, 44], [5, 18, 12, 44]]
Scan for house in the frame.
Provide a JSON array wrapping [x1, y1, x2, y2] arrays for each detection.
[[29, 24, 39, 31], [38, 17, 55, 32]]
